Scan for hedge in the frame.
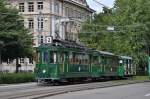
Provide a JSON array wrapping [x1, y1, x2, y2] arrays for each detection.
[[0, 73, 35, 84], [133, 76, 150, 81]]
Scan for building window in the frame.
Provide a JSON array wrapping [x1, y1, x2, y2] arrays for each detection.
[[29, 58, 33, 64], [20, 58, 24, 63], [37, 1, 43, 10], [54, 2, 59, 14], [19, 3, 24, 12], [65, 7, 69, 16], [38, 18, 44, 30], [28, 2, 34, 12], [74, 10, 79, 18], [68, 8, 72, 17], [28, 18, 34, 29], [40, 36, 44, 44]]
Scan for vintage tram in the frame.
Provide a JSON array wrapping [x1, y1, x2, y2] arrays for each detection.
[[35, 39, 135, 84]]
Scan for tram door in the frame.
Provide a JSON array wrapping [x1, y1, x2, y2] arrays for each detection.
[[63, 52, 69, 73], [59, 52, 68, 74], [101, 56, 105, 74]]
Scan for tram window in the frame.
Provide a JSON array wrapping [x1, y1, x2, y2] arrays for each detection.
[[106, 58, 110, 66], [129, 59, 131, 66], [58, 53, 65, 63], [79, 54, 82, 64], [70, 53, 89, 65], [93, 56, 99, 65], [99, 57, 101, 64], [50, 52, 57, 63], [69, 52, 73, 64], [54, 53, 57, 63], [72, 53, 77, 64], [101, 56, 105, 64], [61, 53, 65, 63], [86, 55, 89, 65], [128, 59, 131, 67], [72, 53, 76, 64], [43, 51, 49, 63], [82, 55, 85, 64], [126, 60, 128, 68]]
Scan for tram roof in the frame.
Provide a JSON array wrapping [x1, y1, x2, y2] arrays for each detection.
[[121, 56, 132, 59], [39, 39, 89, 51], [98, 51, 116, 56]]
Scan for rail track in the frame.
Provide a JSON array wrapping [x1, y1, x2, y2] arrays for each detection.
[[0, 80, 149, 99]]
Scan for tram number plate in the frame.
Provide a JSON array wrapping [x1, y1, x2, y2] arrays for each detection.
[[46, 36, 53, 44]]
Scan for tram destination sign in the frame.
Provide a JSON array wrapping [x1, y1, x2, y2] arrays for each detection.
[[46, 36, 53, 44]]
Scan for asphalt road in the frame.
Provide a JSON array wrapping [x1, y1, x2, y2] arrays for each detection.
[[44, 82, 150, 99], [0, 82, 37, 92]]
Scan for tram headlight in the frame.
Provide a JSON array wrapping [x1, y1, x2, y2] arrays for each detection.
[[43, 70, 46, 73], [119, 60, 123, 64]]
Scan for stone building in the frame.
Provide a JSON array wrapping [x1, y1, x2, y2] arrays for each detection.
[[7, 0, 94, 47], [2, 0, 94, 72]]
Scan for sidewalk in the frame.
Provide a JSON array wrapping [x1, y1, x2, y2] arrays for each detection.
[[0, 82, 36, 87]]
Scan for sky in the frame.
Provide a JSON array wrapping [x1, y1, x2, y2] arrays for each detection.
[[86, 0, 115, 12]]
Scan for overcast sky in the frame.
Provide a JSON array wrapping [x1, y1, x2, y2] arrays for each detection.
[[86, 0, 115, 12]]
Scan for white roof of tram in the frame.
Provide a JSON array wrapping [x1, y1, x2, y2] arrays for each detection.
[[98, 51, 115, 56], [121, 56, 132, 59]]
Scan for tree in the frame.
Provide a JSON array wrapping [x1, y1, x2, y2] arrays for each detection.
[[80, 8, 114, 51], [0, 0, 33, 72], [80, 0, 150, 75], [113, 0, 150, 75]]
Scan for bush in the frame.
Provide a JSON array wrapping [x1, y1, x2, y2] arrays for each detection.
[[133, 76, 150, 81], [0, 73, 35, 84]]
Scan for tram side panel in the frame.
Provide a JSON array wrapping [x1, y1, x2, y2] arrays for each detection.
[[101, 55, 120, 77], [63, 51, 91, 78]]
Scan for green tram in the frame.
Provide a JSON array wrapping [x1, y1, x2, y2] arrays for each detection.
[[35, 39, 135, 84]]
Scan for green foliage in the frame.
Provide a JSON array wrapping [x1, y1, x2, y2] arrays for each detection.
[[0, 0, 33, 61], [133, 76, 150, 81], [0, 73, 35, 84], [80, 0, 150, 73]]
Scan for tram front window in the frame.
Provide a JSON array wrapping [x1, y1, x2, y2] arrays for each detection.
[[50, 52, 57, 64], [58, 53, 65, 63], [43, 51, 49, 63]]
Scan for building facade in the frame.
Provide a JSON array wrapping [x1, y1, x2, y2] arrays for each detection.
[[7, 0, 94, 47], [1, 0, 94, 73]]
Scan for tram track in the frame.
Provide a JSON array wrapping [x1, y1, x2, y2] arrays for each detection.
[[0, 80, 149, 99]]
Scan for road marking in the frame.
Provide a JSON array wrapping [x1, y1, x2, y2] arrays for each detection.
[[145, 93, 150, 97]]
